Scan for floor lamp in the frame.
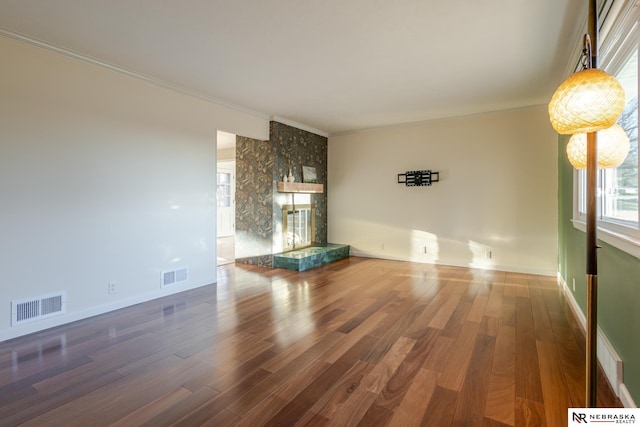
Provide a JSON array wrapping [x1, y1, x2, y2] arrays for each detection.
[[548, 0, 628, 408]]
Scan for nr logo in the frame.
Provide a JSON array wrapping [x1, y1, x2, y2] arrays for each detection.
[[573, 412, 588, 423]]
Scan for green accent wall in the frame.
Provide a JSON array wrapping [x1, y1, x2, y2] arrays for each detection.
[[558, 134, 640, 404]]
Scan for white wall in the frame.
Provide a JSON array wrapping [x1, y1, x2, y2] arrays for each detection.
[[328, 106, 558, 275], [0, 36, 268, 340]]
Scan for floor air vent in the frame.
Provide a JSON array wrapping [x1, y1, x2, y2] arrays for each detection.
[[11, 292, 67, 326], [162, 267, 188, 287]]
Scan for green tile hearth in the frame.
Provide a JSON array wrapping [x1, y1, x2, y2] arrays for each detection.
[[273, 244, 350, 271]]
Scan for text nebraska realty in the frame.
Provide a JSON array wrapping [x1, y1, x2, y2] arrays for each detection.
[[574, 412, 636, 424]]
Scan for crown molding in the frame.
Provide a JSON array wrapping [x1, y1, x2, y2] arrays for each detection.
[[0, 28, 270, 121], [270, 115, 328, 138]]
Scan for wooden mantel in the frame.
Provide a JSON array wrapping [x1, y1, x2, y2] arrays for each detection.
[[277, 182, 324, 194]]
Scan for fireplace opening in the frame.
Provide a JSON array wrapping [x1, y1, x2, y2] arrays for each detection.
[[282, 203, 316, 251]]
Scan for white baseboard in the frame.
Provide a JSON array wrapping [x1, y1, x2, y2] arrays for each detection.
[[349, 249, 557, 276], [620, 383, 638, 408], [558, 274, 637, 408], [0, 277, 215, 342]]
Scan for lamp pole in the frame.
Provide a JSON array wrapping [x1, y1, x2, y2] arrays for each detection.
[[550, 0, 627, 404], [585, 0, 599, 408]]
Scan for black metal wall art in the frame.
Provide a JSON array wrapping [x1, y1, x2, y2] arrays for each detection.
[[397, 170, 440, 187]]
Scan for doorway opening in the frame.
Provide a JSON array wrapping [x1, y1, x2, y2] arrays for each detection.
[[217, 131, 236, 266]]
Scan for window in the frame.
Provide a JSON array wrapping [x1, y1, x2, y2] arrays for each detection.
[[602, 49, 638, 224], [573, 1, 640, 258], [217, 172, 231, 208]]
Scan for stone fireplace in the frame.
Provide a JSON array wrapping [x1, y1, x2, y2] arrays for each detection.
[[234, 124, 349, 271], [235, 121, 328, 267]]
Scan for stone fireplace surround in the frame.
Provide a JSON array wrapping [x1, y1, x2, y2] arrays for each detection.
[[235, 121, 328, 268]]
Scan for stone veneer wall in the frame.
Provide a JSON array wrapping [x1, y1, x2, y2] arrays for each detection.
[[235, 136, 274, 266], [271, 121, 328, 253], [235, 122, 328, 267]]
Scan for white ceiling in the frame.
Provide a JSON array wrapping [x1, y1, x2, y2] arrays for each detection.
[[0, 0, 586, 135]]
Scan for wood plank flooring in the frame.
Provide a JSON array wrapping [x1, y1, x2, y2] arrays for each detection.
[[0, 257, 620, 426]]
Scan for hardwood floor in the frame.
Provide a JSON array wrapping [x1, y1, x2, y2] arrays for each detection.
[[0, 257, 620, 426]]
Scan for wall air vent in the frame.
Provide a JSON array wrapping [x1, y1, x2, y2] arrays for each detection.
[[11, 292, 67, 326], [161, 267, 188, 287]]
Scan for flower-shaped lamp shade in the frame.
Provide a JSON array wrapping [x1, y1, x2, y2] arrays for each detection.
[[566, 124, 631, 169], [549, 68, 626, 135]]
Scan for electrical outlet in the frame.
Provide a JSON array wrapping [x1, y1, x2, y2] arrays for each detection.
[[485, 250, 492, 259], [108, 282, 117, 294], [421, 245, 427, 254], [380, 243, 385, 250], [572, 277, 576, 292]]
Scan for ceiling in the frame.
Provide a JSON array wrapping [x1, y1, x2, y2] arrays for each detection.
[[0, 0, 586, 135]]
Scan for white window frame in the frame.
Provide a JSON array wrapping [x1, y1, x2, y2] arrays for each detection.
[[572, 0, 640, 259]]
